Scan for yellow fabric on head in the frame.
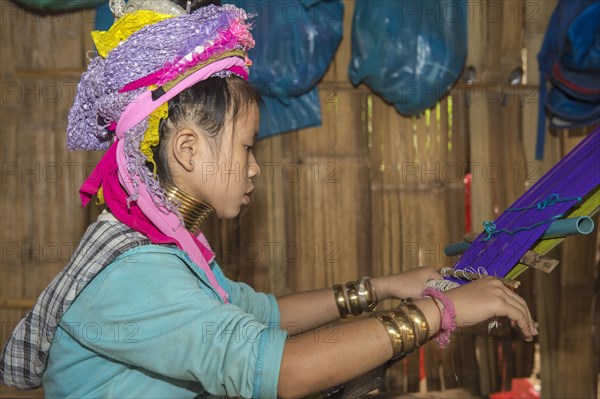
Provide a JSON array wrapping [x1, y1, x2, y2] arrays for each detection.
[[96, 186, 105, 205], [92, 10, 172, 58], [141, 102, 168, 174]]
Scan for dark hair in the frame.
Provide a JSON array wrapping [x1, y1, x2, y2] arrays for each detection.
[[153, 75, 261, 184]]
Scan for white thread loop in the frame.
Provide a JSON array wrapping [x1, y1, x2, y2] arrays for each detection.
[[426, 279, 459, 292]]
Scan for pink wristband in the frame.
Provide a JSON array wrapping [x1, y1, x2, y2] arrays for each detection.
[[421, 287, 457, 348]]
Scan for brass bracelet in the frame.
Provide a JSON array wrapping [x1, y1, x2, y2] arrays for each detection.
[[357, 276, 378, 312], [334, 276, 379, 318], [332, 284, 349, 318], [397, 302, 430, 347], [374, 304, 429, 360], [385, 308, 417, 357], [375, 313, 404, 358], [345, 281, 363, 316]]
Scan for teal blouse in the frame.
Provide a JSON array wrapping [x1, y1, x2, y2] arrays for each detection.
[[42, 244, 287, 398]]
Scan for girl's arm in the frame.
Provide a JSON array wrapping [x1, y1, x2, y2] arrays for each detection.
[[277, 298, 439, 398], [277, 266, 441, 334], [277, 278, 537, 398]]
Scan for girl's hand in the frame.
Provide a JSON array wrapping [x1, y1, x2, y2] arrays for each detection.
[[445, 278, 538, 341], [373, 266, 442, 301]]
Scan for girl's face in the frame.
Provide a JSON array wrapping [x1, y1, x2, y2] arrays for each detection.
[[189, 102, 261, 219]]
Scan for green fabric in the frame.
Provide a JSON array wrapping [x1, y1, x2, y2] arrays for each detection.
[[13, 0, 105, 11]]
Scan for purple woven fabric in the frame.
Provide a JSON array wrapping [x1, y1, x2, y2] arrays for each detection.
[[103, 5, 247, 91], [454, 127, 600, 280]]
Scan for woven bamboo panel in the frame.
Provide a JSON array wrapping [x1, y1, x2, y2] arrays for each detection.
[[0, 0, 100, 337], [0, 1, 99, 397], [464, 0, 535, 395], [554, 133, 599, 399], [257, 89, 370, 293]]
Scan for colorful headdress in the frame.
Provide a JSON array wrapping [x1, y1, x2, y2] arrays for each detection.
[[69, 1, 256, 302]]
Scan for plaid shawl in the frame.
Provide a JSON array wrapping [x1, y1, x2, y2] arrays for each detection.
[[0, 219, 150, 389]]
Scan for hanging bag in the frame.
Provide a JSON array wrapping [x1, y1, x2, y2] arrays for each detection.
[[349, 0, 467, 116], [227, 0, 344, 137], [536, 0, 600, 159]]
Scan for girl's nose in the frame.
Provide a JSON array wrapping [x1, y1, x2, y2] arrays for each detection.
[[247, 152, 261, 180]]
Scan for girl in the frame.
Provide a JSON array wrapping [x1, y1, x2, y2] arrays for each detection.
[[0, 1, 537, 397]]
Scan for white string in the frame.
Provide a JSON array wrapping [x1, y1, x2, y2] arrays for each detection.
[[439, 266, 490, 282], [488, 320, 500, 333], [476, 267, 488, 278], [439, 267, 453, 277], [426, 279, 459, 291], [463, 266, 477, 277]]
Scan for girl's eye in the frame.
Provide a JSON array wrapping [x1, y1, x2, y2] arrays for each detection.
[[244, 145, 254, 153]]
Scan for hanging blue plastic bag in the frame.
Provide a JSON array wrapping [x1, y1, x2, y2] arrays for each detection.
[[226, 0, 344, 138], [349, 0, 467, 116], [536, 0, 600, 159]]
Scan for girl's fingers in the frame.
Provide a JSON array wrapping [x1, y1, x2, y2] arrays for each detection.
[[511, 293, 534, 331], [431, 270, 443, 280], [421, 267, 442, 281], [495, 285, 537, 339], [450, 278, 537, 341], [503, 300, 536, 340], [502, 284, 535, 332], [444, 277, 538, 342]]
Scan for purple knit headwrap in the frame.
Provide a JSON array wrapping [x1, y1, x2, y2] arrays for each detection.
[[66, 3, 254, 209]]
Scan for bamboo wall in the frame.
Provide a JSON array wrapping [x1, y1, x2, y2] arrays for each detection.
[[1, 0, 598, 398]]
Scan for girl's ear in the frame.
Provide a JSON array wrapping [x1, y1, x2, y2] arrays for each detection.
[[170, 127, 199, 172]]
